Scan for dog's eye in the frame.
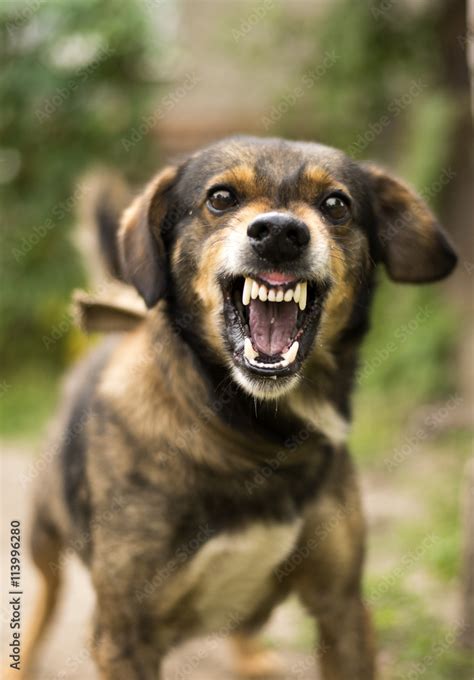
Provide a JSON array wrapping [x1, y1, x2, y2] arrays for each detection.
[[320, 193, 351, 223], [207, 188, 238, 213]]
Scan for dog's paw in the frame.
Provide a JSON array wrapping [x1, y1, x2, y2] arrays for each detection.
[[232, 634, 283, 679]]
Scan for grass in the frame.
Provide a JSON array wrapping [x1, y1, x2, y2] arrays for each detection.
[[369, 581, 472, 680], [0, 365, 60, 439], [359, 416, 473, 679]]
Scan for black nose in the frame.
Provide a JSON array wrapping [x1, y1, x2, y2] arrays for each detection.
[[247, 212, 310, 263]]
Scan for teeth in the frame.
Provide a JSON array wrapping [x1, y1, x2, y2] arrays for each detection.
[[298, 282, 307, 311], [240, 277, 308, 308], [242, 277, 252, 306], [282, 340, 299, 364], [244, 339, 300, 371], [244, 338, 258, 360]]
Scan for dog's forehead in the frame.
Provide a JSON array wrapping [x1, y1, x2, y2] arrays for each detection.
[[179, 137, 359, 193]]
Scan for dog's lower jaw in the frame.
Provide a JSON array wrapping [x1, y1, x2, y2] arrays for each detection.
[[231, 364, 301, 400]]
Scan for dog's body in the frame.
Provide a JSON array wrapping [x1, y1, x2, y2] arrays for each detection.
[[21, 137, 456, 679]]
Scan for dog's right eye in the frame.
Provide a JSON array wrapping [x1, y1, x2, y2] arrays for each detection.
[[207, 187, 239, 213]]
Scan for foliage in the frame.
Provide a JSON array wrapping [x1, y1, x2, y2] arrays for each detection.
[[268, 0, 454, 162], [0, 0, 163, 376]]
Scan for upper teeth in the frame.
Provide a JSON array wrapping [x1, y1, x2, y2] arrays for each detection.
[[242, 277, 307, 311]]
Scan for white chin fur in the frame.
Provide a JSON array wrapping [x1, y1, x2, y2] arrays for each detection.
[[231, 366, 301, 400]]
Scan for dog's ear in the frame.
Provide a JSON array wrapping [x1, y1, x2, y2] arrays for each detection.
[[119, 166, 178, 308], [363, 164, 457, 283]]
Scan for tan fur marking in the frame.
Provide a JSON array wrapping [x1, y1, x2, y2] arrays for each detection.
[[303, 166, 351, 198], [157, 521, 303, 635], [205, 165, 257, 196], [288, 394, 350, 445]]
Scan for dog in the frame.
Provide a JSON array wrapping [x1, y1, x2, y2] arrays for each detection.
[[18, 136, 457, 680]]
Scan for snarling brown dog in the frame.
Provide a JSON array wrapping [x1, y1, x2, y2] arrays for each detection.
[[21, 137, 457, 680]]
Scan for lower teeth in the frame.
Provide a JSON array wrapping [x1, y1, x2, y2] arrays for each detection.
[[243, 339, 299, 370]]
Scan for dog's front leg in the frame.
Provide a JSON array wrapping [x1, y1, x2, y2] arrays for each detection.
[[310, 593, 375, 680], [92, 610, 162, 680], [296, 547, 375, 680], [292, 456, 376, 679]]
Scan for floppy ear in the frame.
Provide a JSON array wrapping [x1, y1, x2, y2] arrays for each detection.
[[363, 164, 457, 283], [119, 166, 178, 308]]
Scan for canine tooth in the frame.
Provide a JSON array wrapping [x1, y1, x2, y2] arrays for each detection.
[[276, 289, 284, 302], [293, 283, 301, 304], [251, 280, 259, 300], [282, 340, 299, 364], [258, 285, 268, 302], [299, 282, 307, 311], [267, 289, 276, 302], [284, 289, 294, 302], [242, 278, 252, 306], [244, 338, 258, 360]]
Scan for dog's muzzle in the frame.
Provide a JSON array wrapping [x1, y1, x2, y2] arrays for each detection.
[[247, 212, 310, 264]]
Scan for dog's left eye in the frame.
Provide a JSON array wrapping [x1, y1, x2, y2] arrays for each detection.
[[320, 193, 351, 223], [207, 188, 239, 213]]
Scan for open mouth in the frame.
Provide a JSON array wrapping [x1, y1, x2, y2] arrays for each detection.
[[222, 272, 328, 378]]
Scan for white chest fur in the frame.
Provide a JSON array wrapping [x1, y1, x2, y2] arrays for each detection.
[[160, 520, 302, 633]]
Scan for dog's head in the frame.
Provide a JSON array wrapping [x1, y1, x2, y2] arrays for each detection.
[[119, 136, 457, 399]]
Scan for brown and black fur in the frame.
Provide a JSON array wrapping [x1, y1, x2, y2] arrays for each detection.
[[19, 137, 457, 680]]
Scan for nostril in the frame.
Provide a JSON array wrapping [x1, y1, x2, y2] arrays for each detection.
[[247, 221, 271, 241], [286, 227, 299, 245], [286, 223, 310, 247]]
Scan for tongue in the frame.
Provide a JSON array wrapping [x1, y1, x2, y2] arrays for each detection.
[[249, 299, 298, 356]]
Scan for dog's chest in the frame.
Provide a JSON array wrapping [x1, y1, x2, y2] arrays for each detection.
[[160, 519, 302, 633]]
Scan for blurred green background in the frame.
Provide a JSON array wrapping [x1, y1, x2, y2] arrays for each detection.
[[0, 0, 472, 677]]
